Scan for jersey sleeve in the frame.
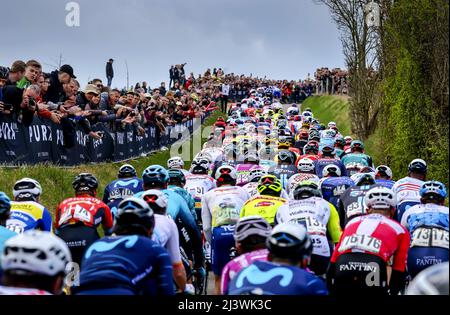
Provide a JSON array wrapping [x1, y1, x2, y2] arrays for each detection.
[[54, 203, 62, 232], [101, 203, 114, 234], [178, 197, 204, 268], [392, 228, 410, 272], [201, 193, 213, 243], [327, 203, 343, 243], [102, 185, 110, 204], [167, 219, 182, 264], [306, 276, 329, 295], [146, 247, 175, 296], [40, 208, 53, 232], [220, 262, 232, 295]]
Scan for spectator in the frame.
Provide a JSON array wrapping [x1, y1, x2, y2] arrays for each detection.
[[46, 64, 76, 103], [169, 65, 175, 88], [142, 81, 148, 93], [16, 60, 42, 89], [159, 82, 167, 96], [5, 61, 26, 86], [220, 80, 230, 113], [76, 84, 99, 109], [106, 58, 114, 88]]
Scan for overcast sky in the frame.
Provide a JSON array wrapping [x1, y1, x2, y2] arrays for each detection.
[[0, 0, 344, 89]]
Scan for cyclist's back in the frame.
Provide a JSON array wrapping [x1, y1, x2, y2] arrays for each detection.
[[7, 201, 52, 233], [103, 177, 143, 216], [320, 176, 354, 210]]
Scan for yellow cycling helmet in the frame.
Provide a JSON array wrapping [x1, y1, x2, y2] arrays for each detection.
[[258, 175, 283, 197]]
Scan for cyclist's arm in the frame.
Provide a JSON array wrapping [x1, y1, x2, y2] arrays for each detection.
[[53, 205, 62, 234], [102, 185, 110, 204], [101, 205, 114, 236], [40, 208, 53, 232], [220, 262, 232, 295], [178, 202, 204, 269], [167, 219, 186, 292], [326, 203, 342, 243], [337, 198, 346, 230], [201, 194, 213, 244], [186, 192, 198, 221], [142, 249, 175, 296]]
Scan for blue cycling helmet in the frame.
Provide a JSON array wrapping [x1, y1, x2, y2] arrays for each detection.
[[142, 165, 169, 186], [167, 168, 186, 186], [266, 223, 313, 261], [420, 181, 447, 201], [0, 192, 11, 217], [350, 140, 365, 151], [114, 197, 155, 234], [408, 159, 427, 174], [118, 164, 137, 178]]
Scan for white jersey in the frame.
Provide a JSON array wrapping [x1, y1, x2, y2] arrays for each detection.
[[201, 148, 224, 164], [286, 173, 320, 198], [201, 185, 251, 243], [185, 174, 216, 202], [392, 177, 424, 204], [0, 286, 51, 295], [276, 198, 332, 257], [152, 214, 182, 264]]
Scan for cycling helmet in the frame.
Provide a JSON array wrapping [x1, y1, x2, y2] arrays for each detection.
[[234, 216, 272, 243], [118, 164, 137, 178], [406, 262, 449, 295], [335, 136, 345, 147], [302, 111, 312, 117], [1, 230, 71, 276], [322, 164, 342, 177], [297, 158, 315, 173], [355, 173, 376, 186], [0, 192, 11, 217], [167, 156, 185, 169], [293, 180, 322, 200], [190, 158, 210, 175], [420, 181, 447, 202], [344, 136, 353, 145], [114, 197, 155, 232], [141, 189, 168, 214], [72, 173, 98, 193], [257, 175, 282, 197], [304, 107, 312, 113], [142, 165, 169, 186], [277, 150, 296, 165], [215, 165, 237, 184], [408, 158, 427, 174], [13, 178, 42, 200], [248, 168, 267, 183], [167, 168, 186, 186], [299, 130, 309, 140], [266, 223, 313, 261], [375, 165, 393, 180], [321, 144, 335, 156], [324, 129, 337, 138], [328, 121, 337, 128], [364, 187, 397, 210], [244, 151, 259, 164], [304, 143, 319, 155], [350, 140, 365, 152]]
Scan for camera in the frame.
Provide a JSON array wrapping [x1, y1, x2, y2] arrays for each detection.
[[28, 97, 36, 107]]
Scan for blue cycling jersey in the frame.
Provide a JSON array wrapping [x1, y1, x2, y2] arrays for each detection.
[[314, 159, 348, 178], [168, 185, 197, 221], [6, 201, 52, 233], [321, 177, 355, 210], [103, 178, 144, 216], [375, 179, 395, 189], [75, 235, 174, 295], [228, 260, 328, 295]]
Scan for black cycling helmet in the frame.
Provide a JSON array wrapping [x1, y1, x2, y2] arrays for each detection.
[[277, 150, 296, 165], [266, 223, 313, 261], [114, 197, 155, 235], [167, 168, 186, 186], [293, 181, 322, 200], [355, 173, 376, 186], [118, 164, 137, 178], [72, 173, 98, 193]]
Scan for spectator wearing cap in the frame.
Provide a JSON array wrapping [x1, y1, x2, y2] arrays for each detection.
[[76, 84, 100, 109], [5, 60, 26, 86], [16, 60, 42, 89], [106, 59, 114, 88], [46, 64, 76, 103]]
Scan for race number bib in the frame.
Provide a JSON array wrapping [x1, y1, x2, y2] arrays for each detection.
[[346, 199, 365, 219], [214, 200, 239, 226], [73, 204, 92, 223], [411, 227, 449, 249], [289, 217, 330, 257], [339, 234, 382, 254], [6, 222, 25, 234], [237, 172, 250, 186]]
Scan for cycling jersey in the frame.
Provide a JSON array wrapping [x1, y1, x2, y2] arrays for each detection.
[[236, 164, 260, 186], [240, 196, 288, 225], [320, 177, 354, 210], [6, 201, 52, 234], [152, 214, 182, 265], [286, 173, 320, 198], [221, 249, 268, 294], [185, 174, 216, 219], [168, 185, 197, 221], [74, 235, 174, 295], [331, 213, 410, 272], [314, 158, 348, 178], [337, 184, 384, 228], [341, 153, 373, 170], [392, 177, 424, 222], [0, 226, 16, 258], [298, 154, 319, 162], [268, 165, 298, 190], [102, 177, 144, 217], [375, 179, 396, 189], [228, 260, 328, 295], [0, 286, 51, 295]]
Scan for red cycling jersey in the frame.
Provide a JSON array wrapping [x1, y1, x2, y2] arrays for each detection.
[[54, 196, 113, 231], [331, 213, 410, 272]]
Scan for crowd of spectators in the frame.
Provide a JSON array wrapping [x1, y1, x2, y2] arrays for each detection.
[[315, 67, 348, 95]]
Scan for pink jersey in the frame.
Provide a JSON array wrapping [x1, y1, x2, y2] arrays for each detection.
[[235, 164, 261, 186], [220, 249, 268, 294], [0, 286, 51, 295]]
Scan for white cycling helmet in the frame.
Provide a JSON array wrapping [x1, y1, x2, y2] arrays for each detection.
[[375, 165, 393, 180], [167, 156, 185, 169], [298, 158, 315, 173], [215, 165, 237, 181], [328, 121, 337, 128], [141, 189, 168, 210], [13, 178, 42, 199], [1, 230, 71, 276], [322, 164, 342, 177], [406, 262, 449, 295], [248, 168, 267, 183], [234, 216, 272, 242], [364, 187, 397, 210]]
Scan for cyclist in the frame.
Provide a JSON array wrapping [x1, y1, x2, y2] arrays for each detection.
[[185, 157, 216, 220], [314, 144, 347, 178], [0, 231, 71, 295], [276, 181, 342, 275], [201, 165, 251, 295], [334, 136, 346, 158], [375, 165, 396, 189], [73, 198, 175, 295], [337, 173, 384, 229], [6, 178, 52, 234], [405, 262, 449, 295], [392, 158, 427, 222], [240, 175, 288, 225], [287, 158, 320, 199], [102, 164, 143, 217], [299, 141, 320, 162], [320, 165, 354, 211], [327, 187, 410, 296], [135, 165, 204, 283], [220, 216, 272, 294], [243, 167, 267, 198], [235, 151, 260, 187], [269, 150, 298, 190], [340, 140, 374, 175], [401, 181, 449, 278], [0, 193, 16, 257], [55, 173, 113, 266], [228, 223, 328, 295], [167, 156, 190, 176], [167, 169, 197, 222], [141, 189, 186, 292]]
